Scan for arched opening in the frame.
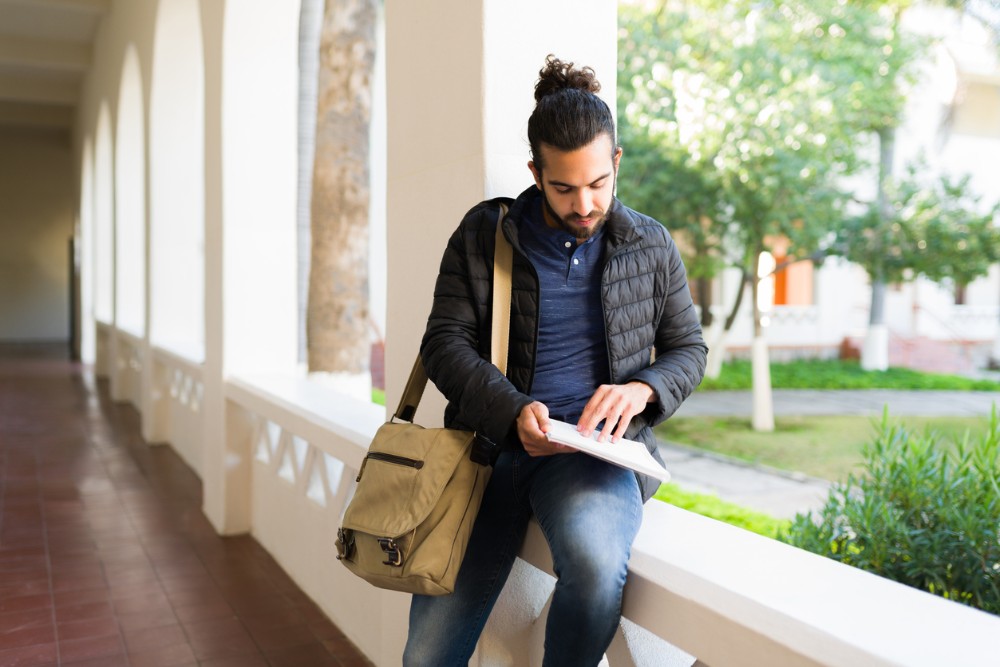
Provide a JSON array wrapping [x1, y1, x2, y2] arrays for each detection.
[[219, 0, 302, 371], [79, 140, 95, 362], [93, 104, 115, 325], [115, 46, 146, 336], [149, 0, 205, 361]]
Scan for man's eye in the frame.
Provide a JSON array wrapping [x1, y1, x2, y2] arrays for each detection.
[[555, 187, 571, 194]]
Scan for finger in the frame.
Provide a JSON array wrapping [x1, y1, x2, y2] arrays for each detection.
[[612, 409, 635, 442], [578, 386, 611, 435], [597, 414, 617, 442], [534, 403, 551, 434]]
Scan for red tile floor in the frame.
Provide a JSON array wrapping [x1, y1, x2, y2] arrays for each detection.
[[0, 344, 374, 667]]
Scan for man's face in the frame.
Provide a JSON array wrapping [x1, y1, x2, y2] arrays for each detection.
[[528, 134, 622, 241]]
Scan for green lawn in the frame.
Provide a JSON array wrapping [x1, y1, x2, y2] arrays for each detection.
[[656, 414, 991, 482], [653, 483, 790, 538]]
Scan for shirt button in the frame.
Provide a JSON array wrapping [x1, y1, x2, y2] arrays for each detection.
[[573, 258, 580, 265], [564, 241, 572, 248]]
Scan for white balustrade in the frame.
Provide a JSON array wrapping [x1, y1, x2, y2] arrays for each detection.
[[94, 320, 113, 378], [112, 328, 143, 408], [218, 372, 1000, 667], [149, 345, 205, 475], [945, 305, 998, 340], [90, 322, 1000, 666]]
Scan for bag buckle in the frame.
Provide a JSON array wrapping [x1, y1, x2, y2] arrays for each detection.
[[336, 528, 354, 560], [378, 537, 403, 567], [471, 432, 499, 466]]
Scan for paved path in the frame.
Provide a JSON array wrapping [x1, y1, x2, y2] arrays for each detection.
[[658, 389, 999, 519], [674, 389, 1000, 418]]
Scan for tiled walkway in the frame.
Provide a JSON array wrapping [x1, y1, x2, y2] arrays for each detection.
[[0, 347, 373, 667]]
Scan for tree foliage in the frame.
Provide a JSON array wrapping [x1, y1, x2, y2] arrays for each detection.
[[837, 160, 1000, 287], [617, 0, 916, 333]]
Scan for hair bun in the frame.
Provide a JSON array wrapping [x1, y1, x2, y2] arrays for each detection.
[[534, 54, 601, 102]]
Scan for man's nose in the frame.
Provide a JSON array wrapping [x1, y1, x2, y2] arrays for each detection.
[[573, 189, 593, 216]]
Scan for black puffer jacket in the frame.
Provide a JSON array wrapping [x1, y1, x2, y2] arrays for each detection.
[[421, 186, 707, 501]]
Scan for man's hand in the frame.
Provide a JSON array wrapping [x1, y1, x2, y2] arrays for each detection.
[[578, 382, 654, 443], [517, 401, 571, 457]]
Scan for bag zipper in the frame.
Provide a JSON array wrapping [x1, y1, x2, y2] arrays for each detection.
[[357, 452, 425, 482]]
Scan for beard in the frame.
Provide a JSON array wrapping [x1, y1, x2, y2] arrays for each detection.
[[541, 180, 614, 241]]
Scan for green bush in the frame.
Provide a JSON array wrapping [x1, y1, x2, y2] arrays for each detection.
[[781, 409, 1000, 615], [698, 359, 1000, 392]]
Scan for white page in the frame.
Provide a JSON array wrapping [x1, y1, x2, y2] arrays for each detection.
[[544, 418, 671, 482]]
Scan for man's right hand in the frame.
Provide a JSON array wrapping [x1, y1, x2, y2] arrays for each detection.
[[517, 401, 571, 457]]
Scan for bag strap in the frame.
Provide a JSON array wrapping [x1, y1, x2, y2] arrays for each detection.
[[394, 203, 512, 422]]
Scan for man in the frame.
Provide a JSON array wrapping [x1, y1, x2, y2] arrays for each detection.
[[404, 55, 707, 666]]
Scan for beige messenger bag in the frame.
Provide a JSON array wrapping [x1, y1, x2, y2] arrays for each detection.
[[335, 204, 511, 595]]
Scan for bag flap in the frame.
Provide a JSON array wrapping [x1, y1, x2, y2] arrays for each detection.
[[343, 422, 475, 537]]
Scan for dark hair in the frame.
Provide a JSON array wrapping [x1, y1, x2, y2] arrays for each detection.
[[527, 55, 617, 171]]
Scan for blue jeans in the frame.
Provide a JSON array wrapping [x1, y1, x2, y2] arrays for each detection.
[[403, 450, 643, 667]]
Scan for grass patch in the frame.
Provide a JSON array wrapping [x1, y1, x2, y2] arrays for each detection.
[[698, 358, 1000, 392], [657, 414, 991, 482], [654, 483, 790, 539]]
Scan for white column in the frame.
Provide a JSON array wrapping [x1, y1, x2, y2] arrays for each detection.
[[384, 1, 618, 663], [200, 0, 248, 535], [201, 0, 301, 534], [384, 0, 617, 419]]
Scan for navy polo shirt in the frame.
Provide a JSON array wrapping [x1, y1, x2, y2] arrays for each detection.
[[518, 197, 610, 423]]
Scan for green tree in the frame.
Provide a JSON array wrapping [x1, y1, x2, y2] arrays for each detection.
[[619, 0, 903, 429], [838, 162, 1000, 338]]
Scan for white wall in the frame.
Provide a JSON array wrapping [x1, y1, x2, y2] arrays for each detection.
[[0, 128, 74, 341]]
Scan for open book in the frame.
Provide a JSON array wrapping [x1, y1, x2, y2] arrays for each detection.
[[544, 418, 671, 482]]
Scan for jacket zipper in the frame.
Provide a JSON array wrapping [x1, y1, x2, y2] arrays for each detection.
[[357, 452, 425, 482]]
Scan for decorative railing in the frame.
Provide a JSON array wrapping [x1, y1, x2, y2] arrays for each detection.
[[150, 345, 205, 476], [932, 304, 997, 341], [94, 320, 113, 379], [220, 373, 1000, 667], [112, 328, 143, 408], [88, 321, 1000, 665]]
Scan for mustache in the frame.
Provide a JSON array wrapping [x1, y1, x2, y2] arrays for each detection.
[[565, 210, 602, 223]]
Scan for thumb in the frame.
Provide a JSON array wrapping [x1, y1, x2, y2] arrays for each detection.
[[534, 402, 551, 434]]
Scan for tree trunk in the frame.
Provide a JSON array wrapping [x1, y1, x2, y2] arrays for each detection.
[[750, 248, 774, 432], [704, 268, 748, 379], [861, 126, 895, 372], [696, 276, 713, 327], [297, 0, 323, 363], [306, 0, 378, 375]]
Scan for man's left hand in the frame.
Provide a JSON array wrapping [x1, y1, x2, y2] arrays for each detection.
[[577, 382, 654, 443]]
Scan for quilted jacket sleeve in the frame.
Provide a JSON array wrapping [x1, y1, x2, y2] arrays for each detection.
[[627, 230, 708, 426], [419, 205, 533, 449]]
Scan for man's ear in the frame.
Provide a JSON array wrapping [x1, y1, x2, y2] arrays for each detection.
[[527, 160, 543, 190], [613, 146, 623, 172]]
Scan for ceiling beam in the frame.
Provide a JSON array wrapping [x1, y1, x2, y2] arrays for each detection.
[[0, 101, 72, 129], [0, 74, 78, 106], [0, 0, 110, 15], [0, 36, 90, 72]]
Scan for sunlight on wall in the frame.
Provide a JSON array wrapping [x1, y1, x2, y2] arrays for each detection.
[[150, 0, 205, 362], [220, 0, 300, 372], [115, 46, 146, 337], [79, 139, 95, 362], [94, 104, 114, 324]]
